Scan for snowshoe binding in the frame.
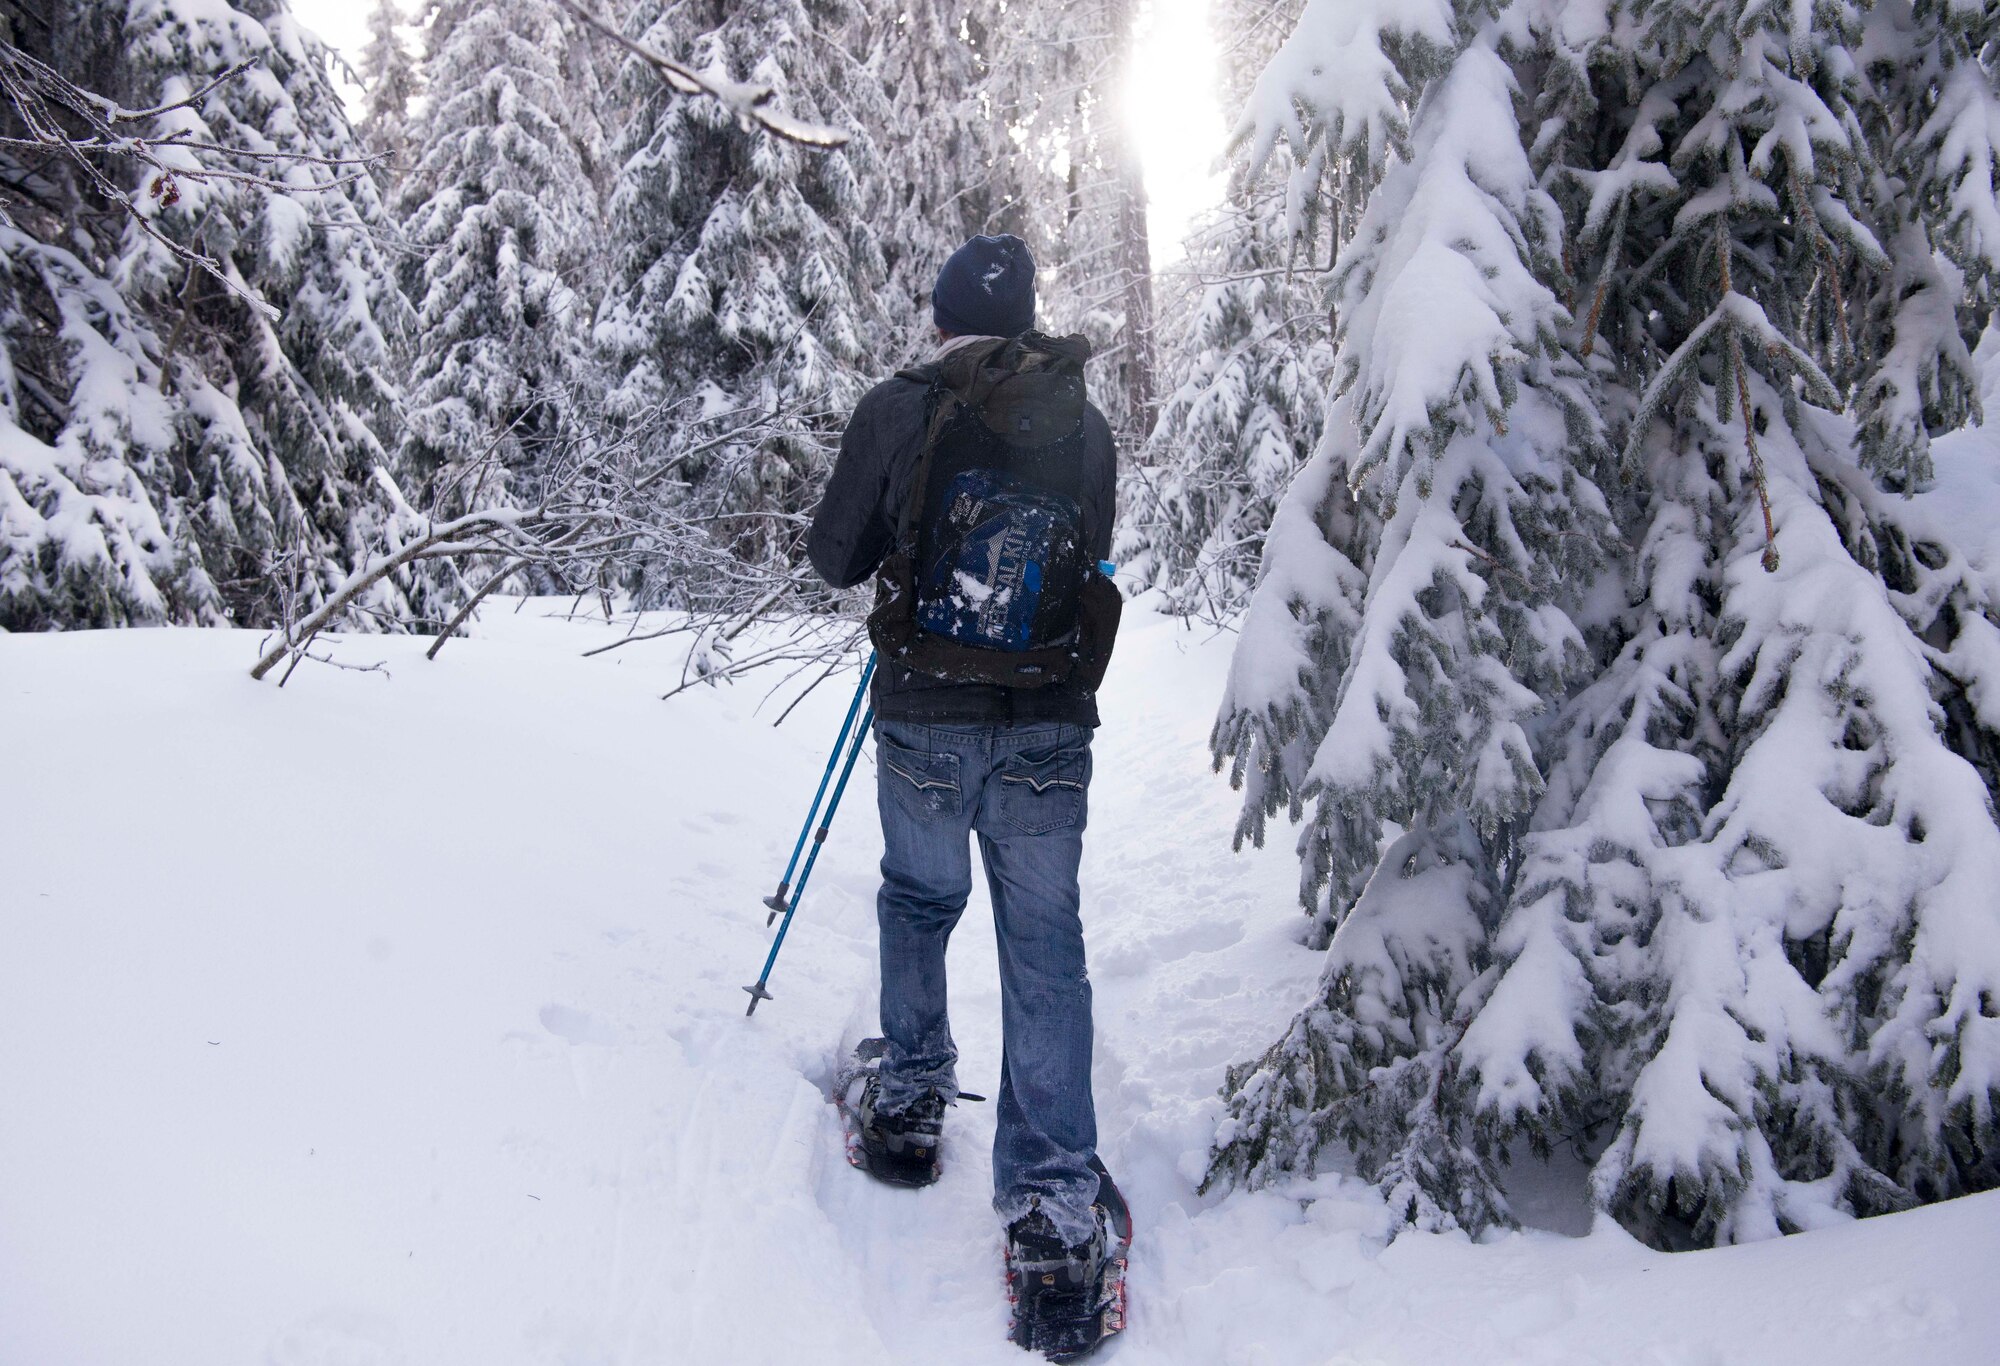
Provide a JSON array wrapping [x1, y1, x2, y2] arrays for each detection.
[[1004, 1158, 1132, 1362], [834, 1038, 946, 1189]]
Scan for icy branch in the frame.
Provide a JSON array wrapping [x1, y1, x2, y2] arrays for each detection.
[[251, 379, 835, 686]]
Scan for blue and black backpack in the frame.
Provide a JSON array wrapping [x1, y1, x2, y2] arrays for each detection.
[[867, 332, 1120, 690]]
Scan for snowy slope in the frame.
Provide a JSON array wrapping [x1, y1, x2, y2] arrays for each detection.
[[3, 604, 1996, 1366]]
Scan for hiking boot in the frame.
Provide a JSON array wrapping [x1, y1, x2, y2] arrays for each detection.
[[853, 1074, 946, 1187], [1005, 1203, 1114, 1360]]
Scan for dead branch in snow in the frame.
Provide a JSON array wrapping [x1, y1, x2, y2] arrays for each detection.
[[251, 505, 536, 680], [251, 381, 857, 689]]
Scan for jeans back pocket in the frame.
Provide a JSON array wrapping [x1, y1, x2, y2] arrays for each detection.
[[996, 742, 1089, 835], [878, 735, 964, 818]]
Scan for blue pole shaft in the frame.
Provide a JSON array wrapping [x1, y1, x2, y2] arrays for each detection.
[[745, 703, 874, 1014], [765, 653, 875, 917]]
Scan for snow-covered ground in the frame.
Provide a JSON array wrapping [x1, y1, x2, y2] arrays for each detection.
[[3, 603, 1995, 1365]]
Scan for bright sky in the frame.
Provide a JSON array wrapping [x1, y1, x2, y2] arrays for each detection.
[[293, 0, 370, 109], [290, 0, 1227, 262], [1125, 0, 1229, 263], [294, 0, 369, 55]]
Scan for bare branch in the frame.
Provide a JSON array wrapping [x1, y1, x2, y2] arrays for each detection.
[[426, 558, 533, 661], [249, 508, 531, 680]]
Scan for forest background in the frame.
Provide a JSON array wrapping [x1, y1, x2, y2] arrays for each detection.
[[3, 0, 1998, 1257]]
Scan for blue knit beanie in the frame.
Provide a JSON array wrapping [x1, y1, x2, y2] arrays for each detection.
[[932, 234, 1037, 338]]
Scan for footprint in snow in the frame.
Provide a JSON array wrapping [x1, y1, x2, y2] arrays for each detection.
[[1100, 919, 1246, 975], [1179, 970, 1243, 1002], [539, 1003, 616, 1046]]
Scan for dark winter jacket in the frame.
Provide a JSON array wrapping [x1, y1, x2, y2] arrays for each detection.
[[808, 367, 1118, 727]]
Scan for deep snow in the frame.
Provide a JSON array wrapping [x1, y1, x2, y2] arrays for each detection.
[[2, 602, 1995, 1365]]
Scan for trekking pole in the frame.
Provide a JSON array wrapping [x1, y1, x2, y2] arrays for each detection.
[[745, 698, 874, 1016], [763, 652, 878, 925]]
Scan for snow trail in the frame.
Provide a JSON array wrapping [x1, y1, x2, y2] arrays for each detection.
[[2, 604, 1995, 1365]]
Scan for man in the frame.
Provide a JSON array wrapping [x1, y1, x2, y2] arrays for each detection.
[[807, 234, 1123, 1355]]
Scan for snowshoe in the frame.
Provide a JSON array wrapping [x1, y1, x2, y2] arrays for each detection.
[[1004, 1158, 1131, 1362], [834, 1038, 946, 1188]]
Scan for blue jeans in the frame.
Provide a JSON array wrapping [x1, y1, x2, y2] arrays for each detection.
[[872, 717, 1101, 1243]]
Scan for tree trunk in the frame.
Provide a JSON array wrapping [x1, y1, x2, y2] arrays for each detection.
[[1101, 0, 1157, 442]]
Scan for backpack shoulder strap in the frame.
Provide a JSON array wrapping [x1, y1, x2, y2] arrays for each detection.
[[892, 366, 952, 552]]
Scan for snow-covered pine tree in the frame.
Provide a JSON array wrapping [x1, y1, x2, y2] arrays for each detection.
[[358, 0, 420, 171], [1, 0, 417, 630], [591, 0, 887, 611], [0, 4, 203, 627], [1205, 0, 2000, 1248], [132, 0, 422, 628], [1203, 0, 1618, 1232], [1548, 0, 2000, 1247], [396, 0, 603, 532], [1116, 0, 1333, 618], [0, 222, 213, 629], [846, 0, 1037, 357]]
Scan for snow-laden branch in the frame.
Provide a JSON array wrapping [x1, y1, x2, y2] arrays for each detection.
[[554, 0, 849, 149]]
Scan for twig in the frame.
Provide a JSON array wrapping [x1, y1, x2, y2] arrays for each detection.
[[581, 618, 702, 657], [768, 629, 870, 727], [278, 650, 390, 688], [0, 46, 379, 319], [1449, 539, 1533, 590]]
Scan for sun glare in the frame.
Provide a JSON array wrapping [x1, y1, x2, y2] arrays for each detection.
[[1123, 0, 1229, 266]]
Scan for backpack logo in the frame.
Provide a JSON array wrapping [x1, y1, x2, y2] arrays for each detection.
[[918, 470, 1081, 651]]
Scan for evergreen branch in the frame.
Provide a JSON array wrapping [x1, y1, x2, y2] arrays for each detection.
[[1786, 162, 1852, 369], [1449, 539, 1533, 591], [1577, 196, 1630, 359]]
